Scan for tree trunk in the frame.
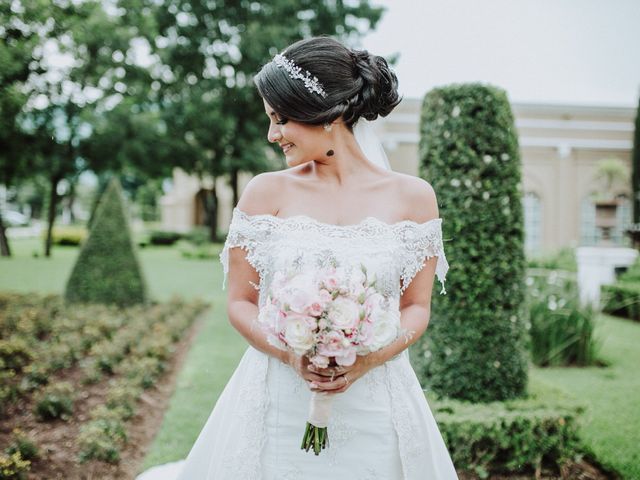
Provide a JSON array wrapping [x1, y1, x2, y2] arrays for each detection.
[[44, 174, 61, 257], [67, 179, 76, 224], [231, 168, 239, 208], [209, 179, 218, 243], [0, 212, 11, 257]]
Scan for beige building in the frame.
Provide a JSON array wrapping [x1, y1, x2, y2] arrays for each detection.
[[160, 97, 636, 254]]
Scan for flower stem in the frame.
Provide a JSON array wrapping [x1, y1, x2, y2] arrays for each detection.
[[301, 422, 328, 455]]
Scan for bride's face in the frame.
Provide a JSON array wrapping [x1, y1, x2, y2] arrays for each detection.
[[263, 99, 325, 167]]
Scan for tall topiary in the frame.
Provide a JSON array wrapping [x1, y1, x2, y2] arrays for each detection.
[[632, 95, 640, 223], [413, 83, 528, 402], [65, 178, 147, 307]]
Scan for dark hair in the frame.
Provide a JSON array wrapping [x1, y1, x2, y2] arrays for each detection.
[[254, 36, 402, 130]]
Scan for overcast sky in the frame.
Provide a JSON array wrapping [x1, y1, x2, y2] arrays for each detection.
[[359, 0, 640, 107]]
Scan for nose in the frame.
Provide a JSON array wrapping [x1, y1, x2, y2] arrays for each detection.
[[267, 123, 282, 143]]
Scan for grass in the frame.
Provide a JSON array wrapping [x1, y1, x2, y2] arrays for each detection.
[[532, 314, 640, 480], [1, 237, 638, 478]]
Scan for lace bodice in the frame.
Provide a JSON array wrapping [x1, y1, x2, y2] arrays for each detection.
[[219, 207, 449, 305]]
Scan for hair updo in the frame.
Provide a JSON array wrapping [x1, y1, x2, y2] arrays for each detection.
[[254, 36, 402, 130]]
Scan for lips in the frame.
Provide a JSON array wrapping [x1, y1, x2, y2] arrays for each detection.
[[280, 143, 294, 153]]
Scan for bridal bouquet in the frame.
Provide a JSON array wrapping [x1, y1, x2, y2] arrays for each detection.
[[257, 263, 400, 455]]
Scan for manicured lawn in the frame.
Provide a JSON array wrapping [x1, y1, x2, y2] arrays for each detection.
[[1, 238, 637, 478], [532, 314, 640, 480]]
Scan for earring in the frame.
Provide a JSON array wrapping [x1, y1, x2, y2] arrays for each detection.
[[323, 122, 332, 132]]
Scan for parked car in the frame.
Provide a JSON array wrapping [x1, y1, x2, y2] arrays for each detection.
[[1, 210, 30, 227]]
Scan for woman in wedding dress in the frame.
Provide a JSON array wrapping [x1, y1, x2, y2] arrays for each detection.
[[139, 36, 458, 480]]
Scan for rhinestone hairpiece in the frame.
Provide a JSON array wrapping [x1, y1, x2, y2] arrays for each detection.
[[273, 53, 327, 98]]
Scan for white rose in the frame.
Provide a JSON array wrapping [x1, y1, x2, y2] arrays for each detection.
[[283, 316, 314, 355], [328, 296, 360, 330]]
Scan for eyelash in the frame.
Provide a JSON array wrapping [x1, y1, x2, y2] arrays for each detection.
[[275, 118, 288, 125]]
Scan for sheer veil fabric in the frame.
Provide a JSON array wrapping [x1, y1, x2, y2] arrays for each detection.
[[136, 120, 459, 480]]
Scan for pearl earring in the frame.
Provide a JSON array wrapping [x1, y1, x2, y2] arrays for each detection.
[[323, 122, 332, 132]]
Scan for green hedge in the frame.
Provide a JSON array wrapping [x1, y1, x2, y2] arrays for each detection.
[[601, 282, 640, 321], [430, 385, 588, 478], [414, 83, 528, 402], [43, 226, 88, 246], [65, 179, 148, 307]]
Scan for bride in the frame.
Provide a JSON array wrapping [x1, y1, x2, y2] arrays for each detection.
[[139, 36, 458, 479]]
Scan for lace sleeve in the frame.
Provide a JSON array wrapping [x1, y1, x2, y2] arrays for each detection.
[[398, 218, 449, 295], [219, 208, 274, 290]]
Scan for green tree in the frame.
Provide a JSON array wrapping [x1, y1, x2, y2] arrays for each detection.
[[414, 83, 529, 403], [0, 0, 49, 256], [65, 178, 147, 306], [126, 0, 386, 240], [18, 0, 151, 256]]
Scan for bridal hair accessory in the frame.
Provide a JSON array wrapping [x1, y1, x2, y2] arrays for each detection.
[[273, 53, 327, 98], [323, 122, 332, 132]]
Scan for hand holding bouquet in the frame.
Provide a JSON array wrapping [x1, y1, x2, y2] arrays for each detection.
[[257, 264, 400, 455]]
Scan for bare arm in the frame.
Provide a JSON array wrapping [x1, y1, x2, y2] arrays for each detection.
[[225, 173, 334, 385], [226, 172, 288, 363]]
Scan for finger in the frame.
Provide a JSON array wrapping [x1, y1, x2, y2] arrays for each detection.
[[313, 376, 349, 391], [304, 373, 332, 383]]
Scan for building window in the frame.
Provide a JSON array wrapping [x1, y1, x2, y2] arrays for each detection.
[[612, 194, 631, 246], [580, 195, 599, 246], [523, 192, 542, 253]]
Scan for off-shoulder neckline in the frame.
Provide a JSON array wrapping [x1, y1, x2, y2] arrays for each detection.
[[232, 207, 442, 229]]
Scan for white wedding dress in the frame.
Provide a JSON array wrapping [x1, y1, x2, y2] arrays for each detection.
[[138, 206, 458, 480]]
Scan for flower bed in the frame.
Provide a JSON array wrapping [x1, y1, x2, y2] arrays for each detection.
[[0, 293, 208, 479]]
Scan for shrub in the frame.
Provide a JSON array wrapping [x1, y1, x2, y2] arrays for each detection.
[[0, 337, 32, 373], [601, 282, 640, 321], [65, 178, 148, 307], [34, 382, 74, 421], [414, 83, 528, 402], [182, 226, 210, 245], [527, 247, 577, 272], [5, 429, 38, 461], [78, 406, 128, 463], [526, 269, 601, 366], [116, 356, 165, 389], [430, 387, 588, 477], [44, 225, 88, 246], [0, 452, 30, 479], [105, 380, 141, 420], [149, 230, 182, 246], [177, 240, 220, 259]]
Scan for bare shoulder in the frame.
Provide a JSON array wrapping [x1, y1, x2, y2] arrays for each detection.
[[392, 173, 439, 223], [236, 170, 287, 216]]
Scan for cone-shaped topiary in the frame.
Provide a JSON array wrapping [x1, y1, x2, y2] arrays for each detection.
[[65, 178, 147, 307], [411, 83, 529, 403]]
